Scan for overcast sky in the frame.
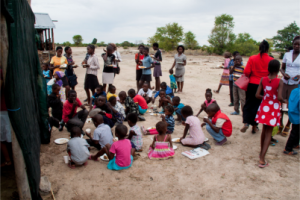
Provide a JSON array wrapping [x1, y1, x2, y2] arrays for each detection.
[[32, 0, 300, 45]]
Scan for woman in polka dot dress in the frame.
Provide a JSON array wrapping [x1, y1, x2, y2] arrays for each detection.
[[255, 60, 286, 168]]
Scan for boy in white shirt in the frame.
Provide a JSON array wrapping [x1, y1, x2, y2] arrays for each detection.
[[138, 82, 153, 104]]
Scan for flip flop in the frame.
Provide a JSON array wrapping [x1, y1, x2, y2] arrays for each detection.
[[252, 127, 259, 134], [213, 90, 219, 94], [277, 125, 284, 134], [283, 150, 298, 155], [240, 124, 249, 133], [258, 161, 269, 168]]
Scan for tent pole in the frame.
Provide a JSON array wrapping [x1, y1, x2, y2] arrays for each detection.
[[52, 28, 55, 50], [1, 12, 32, 200]]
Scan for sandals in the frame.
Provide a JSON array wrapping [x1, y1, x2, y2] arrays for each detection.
[[281, 126, 290, 137], [240, 124, 249, 133], [258, 161, 269, 168], [213, 90, 219, 94], [283, 150, 298, 155], [252, 127, 259, 134], [277, 125, 284, 134]]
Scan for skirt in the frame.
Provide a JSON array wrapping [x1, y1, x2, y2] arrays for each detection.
[[153, 64, 162, 77], [243, 83, 263, 126], [220, 69, 229, 86], [102, 72, 114, 84], [1, 111, 12, 142], [107, 156, 133, 171], [84, 74, 99, 90], [175, 67, 185, 82]]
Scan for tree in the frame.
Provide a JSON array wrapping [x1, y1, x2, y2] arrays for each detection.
[[230, 33, 259, 56], [97, 41, 107, 47], [148, 23, 184, 51], [120, 41, 131, 47], [91, 38, 97, 44], [208, 14, 235, 55], [62, 41, 71, 46], [184, 31, 199, 49], [73, 35, 83, 45], [272, 21, 300, 51]]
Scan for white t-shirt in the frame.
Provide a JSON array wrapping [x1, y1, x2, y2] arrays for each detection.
[[282, 50, 300, 85], [138, 88, 153, 97], [113, 51, 122, 62]]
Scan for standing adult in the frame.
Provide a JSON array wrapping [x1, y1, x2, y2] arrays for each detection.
[[152, 43, 162, 92], [110, 43, 122, 76], [102, 45, 115, 92], [135, 45, 144, 91], [82, 44, 100, 105], [170, 45, 186, 93], [49, 46, 70, 96], [240, 40, 273, 133], [279, 36, 300, 136]]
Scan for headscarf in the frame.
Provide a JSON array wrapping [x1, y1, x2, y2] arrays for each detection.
[[55, 71, 64, 87]]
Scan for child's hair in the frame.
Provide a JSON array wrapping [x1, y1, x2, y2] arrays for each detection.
[[172, 96, 180, 102], [42, 63, 48, 68], [107, 45, 114, 51], [224, 52, 231, 58], [144, 47, 149, 52], [232, 51, 239, 57], [165, 105, 174, 114], [156, 121, 167, 135], [88, 44, 95, 50], [109, 84, 116, 91], [206, 103, 220, 113], [96, 84, 103, 91], [64, 46, 71, 52], [153, 43, 159, 48], [181, 106, 193, 116], [169, 69, 173, 74], [70, 126, 81, 138], [56, 46, 62, 51], [159, 90, 166, 95], [268, 60, 280, 74], [177, 45, 185, 53], [68, 90, 76, 97], [293, 35, 300, 43], [259, 40, 269, 57], [287, 46, 293, 51], [115, 124, 128, 139], [119, 91, 126, 97], [235, 55, 242, 61], [205, 88, 212, 95], [128, 89, 135, 95], [160, 82, 167, 87], [127, 113, 138, 124], [52, 83, 60, 90], [138, 44, 144, 49], [108, 96, 116, 103]]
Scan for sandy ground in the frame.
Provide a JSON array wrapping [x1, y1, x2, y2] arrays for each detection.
[[38, 47, 299, 200]]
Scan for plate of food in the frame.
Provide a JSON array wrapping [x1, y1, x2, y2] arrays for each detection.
[[60, 64, 67, 69], [146, 110, 152, 113], [173, 145, 178, 150], [100, 154, 109, 162], [150, 113, 158, 116], [147, 127, 156, 130], [82, 64, 88, 67], [139, 66, 146, 69], [176, 61, 184, 64], [205, 138, 209, 142], [54, 138, 69, 145], [172, 138, 181, 143]]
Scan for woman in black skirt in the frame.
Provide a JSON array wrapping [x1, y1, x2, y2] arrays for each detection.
[[82, 45, 100, 104]]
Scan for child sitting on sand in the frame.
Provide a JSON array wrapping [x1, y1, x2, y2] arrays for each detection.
[[107, 96, 125, 125], [148, 121, 175, 159], [180, 106, 206, 148], [196, 88, 217, 117], [138, 82, 153, 104], [107, 85, 117, 101], [67, 127, 90, 169], [152, 82, 174, 104], [172, 96, 185, 124], [106, 124, 135, 171], [125, 89, 146, 121], [127, 113, 143, 151], [158, 90, 172, 114], [92, 96, 115, 128], [202, 103, 232, 146], [128, 89, 148, 114], [47, 84, 64, 131], [118, 91, 127, 104], [53, 71, 66, 102], [91, 85, 106, 105], [169, 69, 177, 93]]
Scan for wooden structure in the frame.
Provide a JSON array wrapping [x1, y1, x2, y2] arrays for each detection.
[[34, 13, 56, 50]]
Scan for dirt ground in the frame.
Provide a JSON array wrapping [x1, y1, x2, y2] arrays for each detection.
[[38, 47, 299, 200]]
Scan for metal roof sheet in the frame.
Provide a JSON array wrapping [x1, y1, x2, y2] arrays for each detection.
[[34, 13, 55, 29]]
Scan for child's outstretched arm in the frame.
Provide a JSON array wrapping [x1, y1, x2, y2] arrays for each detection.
[[255, 78, 264, 100], [180, 124, 190, 141]]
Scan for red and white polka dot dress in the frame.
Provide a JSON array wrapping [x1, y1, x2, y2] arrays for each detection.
[[255, 77, 281, 127]]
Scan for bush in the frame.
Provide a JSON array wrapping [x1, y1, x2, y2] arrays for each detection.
[[123, 46, 129, 49], [62, 41, 71, 46]]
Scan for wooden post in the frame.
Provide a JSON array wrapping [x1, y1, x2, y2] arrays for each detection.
[[51, 28, 55, 50], [41, 30, 44, 50], [45, 29, 48, 50], [1, 12, 32, 200], [47, 29, 51, 49]]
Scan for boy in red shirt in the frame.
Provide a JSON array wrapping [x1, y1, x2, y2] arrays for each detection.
[[128, 89, 148, 114], [63, 90, 88, 132], [201, 103, 232, 145]]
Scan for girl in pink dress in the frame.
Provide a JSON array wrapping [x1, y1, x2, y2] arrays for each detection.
[[148, 121, 175, 159], [214, 52, 231, 93], [255, 60, 285, 168], [196, 88, 217, 117], [180, 106, 206, 147]]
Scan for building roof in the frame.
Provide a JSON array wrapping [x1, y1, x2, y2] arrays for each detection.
[[34, 13, 55, 29]]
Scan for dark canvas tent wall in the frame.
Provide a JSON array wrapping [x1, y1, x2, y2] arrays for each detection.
[[3, 0, 50, 199]]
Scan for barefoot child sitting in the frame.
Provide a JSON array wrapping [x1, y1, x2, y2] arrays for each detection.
[[67, 127, 90, 169], [48, 84, 64, 131], [92, 96, 115, 128], [106, 124, 135, 171], [138, 82, 153, 104], [158, 90, 172, 114], [172, 96, 185, 124], [202, 103, 232, 146], [196, 88, 217, 117], [152, 82, 174, 104], [148, 121, 175, 160], [127, 113, 143, 152], [128, 89, 148, 114], [180, 106, 206, 147]]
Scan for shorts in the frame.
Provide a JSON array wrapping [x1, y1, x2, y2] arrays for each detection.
[[136, 70, 142, 81], [138, 105, 147, 114], [107, 156, 133, 171], [140, 74, 152, 82], [61, 76, 69, 87], [282, 83, 297, 100]]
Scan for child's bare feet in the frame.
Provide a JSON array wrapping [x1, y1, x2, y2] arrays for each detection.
[[88, 155, 100, 161], [68, 162, 76, 169]]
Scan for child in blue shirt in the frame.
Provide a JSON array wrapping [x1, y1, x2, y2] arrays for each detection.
[[152, 82, 174, 104], [172, 96, 185, 124], [139, 47, 155, 88], [42, 63, 52, 95], [169, 69, 177, 93], [162, 105, 175, 133], [91, 85, 106, 105]]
